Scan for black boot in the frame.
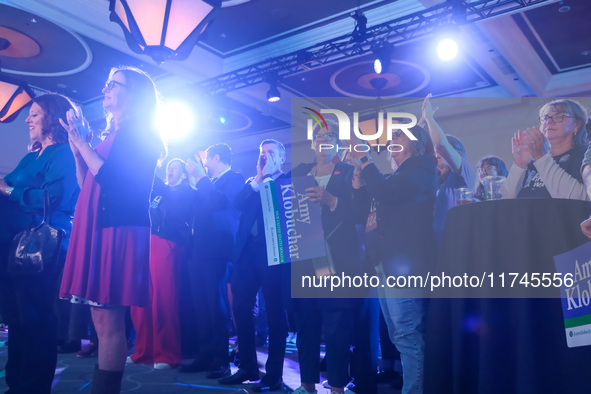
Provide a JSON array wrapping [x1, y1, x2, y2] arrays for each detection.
[[91, 364, 124, 394]]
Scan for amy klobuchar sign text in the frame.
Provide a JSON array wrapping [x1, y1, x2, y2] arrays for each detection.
[[260, 176, 326, 265]]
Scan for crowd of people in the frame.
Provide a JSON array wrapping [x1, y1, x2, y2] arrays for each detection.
[[0, 65, 590, 394]]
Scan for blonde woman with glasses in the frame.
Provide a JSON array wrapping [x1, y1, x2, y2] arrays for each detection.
[[502, 99, 589, 200]]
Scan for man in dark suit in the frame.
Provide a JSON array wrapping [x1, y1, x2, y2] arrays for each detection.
[[219, 139, 289, 392], [180, 143, 245, 379]]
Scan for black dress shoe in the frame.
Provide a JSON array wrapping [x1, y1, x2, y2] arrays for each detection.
[[252, 375, 283, 392], [218, 368, 260, 385], [178, 360, 212, 373], [207, 365, 231, 379]]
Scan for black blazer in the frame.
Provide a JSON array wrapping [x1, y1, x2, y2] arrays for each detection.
[[291, 161, 365, 273], [229, 172, 290, 264], [191, 170, 245, 262], [94, 124, 163, 229], [150, 177, 194, 245], [358, 155, 438, 277]]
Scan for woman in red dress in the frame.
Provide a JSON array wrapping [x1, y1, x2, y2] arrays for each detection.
[[59, 66, 165, 393]]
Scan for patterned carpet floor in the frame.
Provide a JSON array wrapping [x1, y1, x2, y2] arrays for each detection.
[[0, 329, 400, 393]]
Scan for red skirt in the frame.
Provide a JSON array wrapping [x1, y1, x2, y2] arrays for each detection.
[[59, 133, 151, 307]]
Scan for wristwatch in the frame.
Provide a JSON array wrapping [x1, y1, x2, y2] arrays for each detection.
[[360, 156, 370, 164]]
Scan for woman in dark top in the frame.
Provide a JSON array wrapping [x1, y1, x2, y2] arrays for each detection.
[[59, 66, 165, 393], [503, 99, 588, 200], [0, 93, 78, 394], [291, 125, 377, 394], [128, 158, 193, 369], [349, 126, 438, 394]]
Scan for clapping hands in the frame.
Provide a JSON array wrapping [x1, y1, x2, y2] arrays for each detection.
[[59, 105, 91, 154], [186, 158, 206, 182], [522, 127, 549, 161], [512, 127, 549, 168]]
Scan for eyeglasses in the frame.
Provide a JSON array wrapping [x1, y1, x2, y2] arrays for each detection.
[[478, 165, 496, 174], [104, 80, 127, 91], [539, 113, 573, 124], [392, 130, 404, 138], [314, 132, 336, 141]]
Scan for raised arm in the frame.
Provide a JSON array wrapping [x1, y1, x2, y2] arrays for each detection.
[[422, 94, 462, 173], [501, 130, 530, 199]]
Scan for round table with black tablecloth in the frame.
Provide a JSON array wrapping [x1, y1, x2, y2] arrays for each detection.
[[424, 198, 591, 394]]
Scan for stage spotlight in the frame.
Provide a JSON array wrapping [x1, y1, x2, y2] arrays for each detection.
[[374, 55, 389, 74], [374, 58, 383, 74], [267, 83, 280, 103], [219, 116, 227, 124], [437, 38, 458, 61], [372, 44, 392, 74], [435, 24, 460, 61], [156, 100, 195, 141]]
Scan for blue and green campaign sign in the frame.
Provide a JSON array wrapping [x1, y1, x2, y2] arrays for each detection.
[[554, 241, 591, 348], [260, 176, 326, 266]]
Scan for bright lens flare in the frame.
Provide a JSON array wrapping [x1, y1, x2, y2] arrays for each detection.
[[437, 38, 458, 61], [374, 58, 383, 74], [156, 101, 195, 141]]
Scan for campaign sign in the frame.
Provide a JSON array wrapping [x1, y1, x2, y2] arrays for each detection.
[[260, 176, 326, 266], [554, 241, 591, 348]]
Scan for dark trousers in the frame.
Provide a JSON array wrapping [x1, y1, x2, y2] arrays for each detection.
[[294, 298, 354, 388], [0, 242, 62, 394], [231, 236, 289, 378], [188, 256, 230, 368], [351, 298, 380, 394], [55, 297, 71, 345], [254, 288, 268, 344]]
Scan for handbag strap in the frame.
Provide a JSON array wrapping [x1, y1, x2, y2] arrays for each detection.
[[43, 190, 52, 224]]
